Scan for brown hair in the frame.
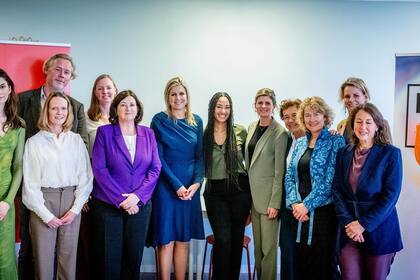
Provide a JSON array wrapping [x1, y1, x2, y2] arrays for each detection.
[[38, 92, 74, 132], [43, 53, 77, 79], [348, 102, 391, 146], [254, 88, 277, 108], [87, 74, 118, 121], [339, 77, 370, 102], [109, 90, 143, 124], [298, 96, 334, 131], [164, 76, 196, 126], [0, 68, 25, 131], [279, 98, 302, 119]]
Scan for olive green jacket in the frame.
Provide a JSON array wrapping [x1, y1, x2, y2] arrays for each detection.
[[245, 119, 288, 214]]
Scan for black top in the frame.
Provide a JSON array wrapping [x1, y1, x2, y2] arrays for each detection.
[[247, 124, 268, 163], [298, 147, 313, 199]]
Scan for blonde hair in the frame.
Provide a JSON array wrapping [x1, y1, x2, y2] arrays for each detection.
[[38, 92, 74, 132], [339, 77, 370, 102], [87, 74, 118, 121], [164, 76, 196, 126], [43, 53, 77, 79], [298, 96, 334, 131]]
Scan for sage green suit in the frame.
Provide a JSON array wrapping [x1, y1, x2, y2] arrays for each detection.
[[245, 119, 288, 280]]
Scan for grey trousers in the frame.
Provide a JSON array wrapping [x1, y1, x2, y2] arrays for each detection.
[[29, 186, 81, 280], [251, 204, 280, 280]]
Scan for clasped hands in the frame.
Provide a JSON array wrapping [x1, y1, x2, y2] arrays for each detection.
[[119, 193, 141, 215], [47, 210, 77, 229], [176, 183, 200, 200], [291, 203, 309, 222], [345, 220, 365, 243]]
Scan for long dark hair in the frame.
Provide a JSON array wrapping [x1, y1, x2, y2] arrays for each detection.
[[348, 102, 391, 146], [204, 92, 240, 190], [0, 68, 25, 131]]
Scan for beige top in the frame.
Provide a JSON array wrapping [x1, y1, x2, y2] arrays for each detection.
[[337, 119, 347, 135], [85, 113, 109, 156]]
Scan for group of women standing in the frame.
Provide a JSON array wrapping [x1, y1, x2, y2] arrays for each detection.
[[0, 65, 404, 280]]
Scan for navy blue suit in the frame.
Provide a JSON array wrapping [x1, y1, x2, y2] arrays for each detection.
[[332, 144, 403, 255]]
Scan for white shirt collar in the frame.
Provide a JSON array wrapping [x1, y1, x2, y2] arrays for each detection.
[[40, 86, 47, 109]]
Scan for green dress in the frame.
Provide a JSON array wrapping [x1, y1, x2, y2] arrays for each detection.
[[0, 127, 25, 280]]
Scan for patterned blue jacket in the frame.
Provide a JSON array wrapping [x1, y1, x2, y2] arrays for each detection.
[[285, 128, 345, 244]]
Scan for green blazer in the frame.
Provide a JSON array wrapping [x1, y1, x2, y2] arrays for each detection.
[[245, 119, 288, 214]]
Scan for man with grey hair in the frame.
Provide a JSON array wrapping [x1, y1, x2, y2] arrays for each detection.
[[17, 53, 87, 280]]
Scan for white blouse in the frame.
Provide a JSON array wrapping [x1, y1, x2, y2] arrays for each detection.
[[123, 134, 137, 163], [22, 130, 93, 224]]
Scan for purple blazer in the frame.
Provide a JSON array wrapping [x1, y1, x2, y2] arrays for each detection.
[[91, 123, 162, 208]]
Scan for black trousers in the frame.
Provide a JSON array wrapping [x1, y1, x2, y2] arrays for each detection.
[[18, 196, 35, 280], [295, 204, 338, 280], [76, 200, 93, 280], [279, 207, 297, 280], [204, 177, 252, 280], [91, 198, 152, 280]]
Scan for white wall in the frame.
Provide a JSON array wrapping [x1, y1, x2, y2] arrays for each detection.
[[2, 0, 420, 278]]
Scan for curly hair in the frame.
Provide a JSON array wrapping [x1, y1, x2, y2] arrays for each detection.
[[298, 96, 334, 131]]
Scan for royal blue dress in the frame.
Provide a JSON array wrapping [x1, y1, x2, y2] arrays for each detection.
[[150, 111, 205, 246]]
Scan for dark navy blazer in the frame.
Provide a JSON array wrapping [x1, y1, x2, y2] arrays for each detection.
[[332, 144, 403, 255]]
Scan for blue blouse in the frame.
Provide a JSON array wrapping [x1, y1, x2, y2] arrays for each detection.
[[285, 128, 345, 244]]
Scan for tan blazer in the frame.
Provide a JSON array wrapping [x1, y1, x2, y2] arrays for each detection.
[[245, 119, 288, 214]]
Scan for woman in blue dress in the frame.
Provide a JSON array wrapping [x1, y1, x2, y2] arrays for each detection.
[[150, 76, 204, 280]]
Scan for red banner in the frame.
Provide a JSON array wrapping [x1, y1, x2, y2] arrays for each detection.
[[0, 40, 71, 242], [0, 40, 70, 93]]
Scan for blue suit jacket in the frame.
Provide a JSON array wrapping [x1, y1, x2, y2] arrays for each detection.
[[92, 123, 162, 208], [332, 144, 403, 255]]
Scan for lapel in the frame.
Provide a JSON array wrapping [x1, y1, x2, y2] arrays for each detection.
[[245, 122, 257, 169], [250, 119, 277, 169], [113, 124, 134, 166], [286, 132, 293, 155], [342, 144, 380, 197], [342, 145, 356, 198], [293, 135, 308, 171], [31, 87, 42, 125], [132, 126, 145, 169]]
